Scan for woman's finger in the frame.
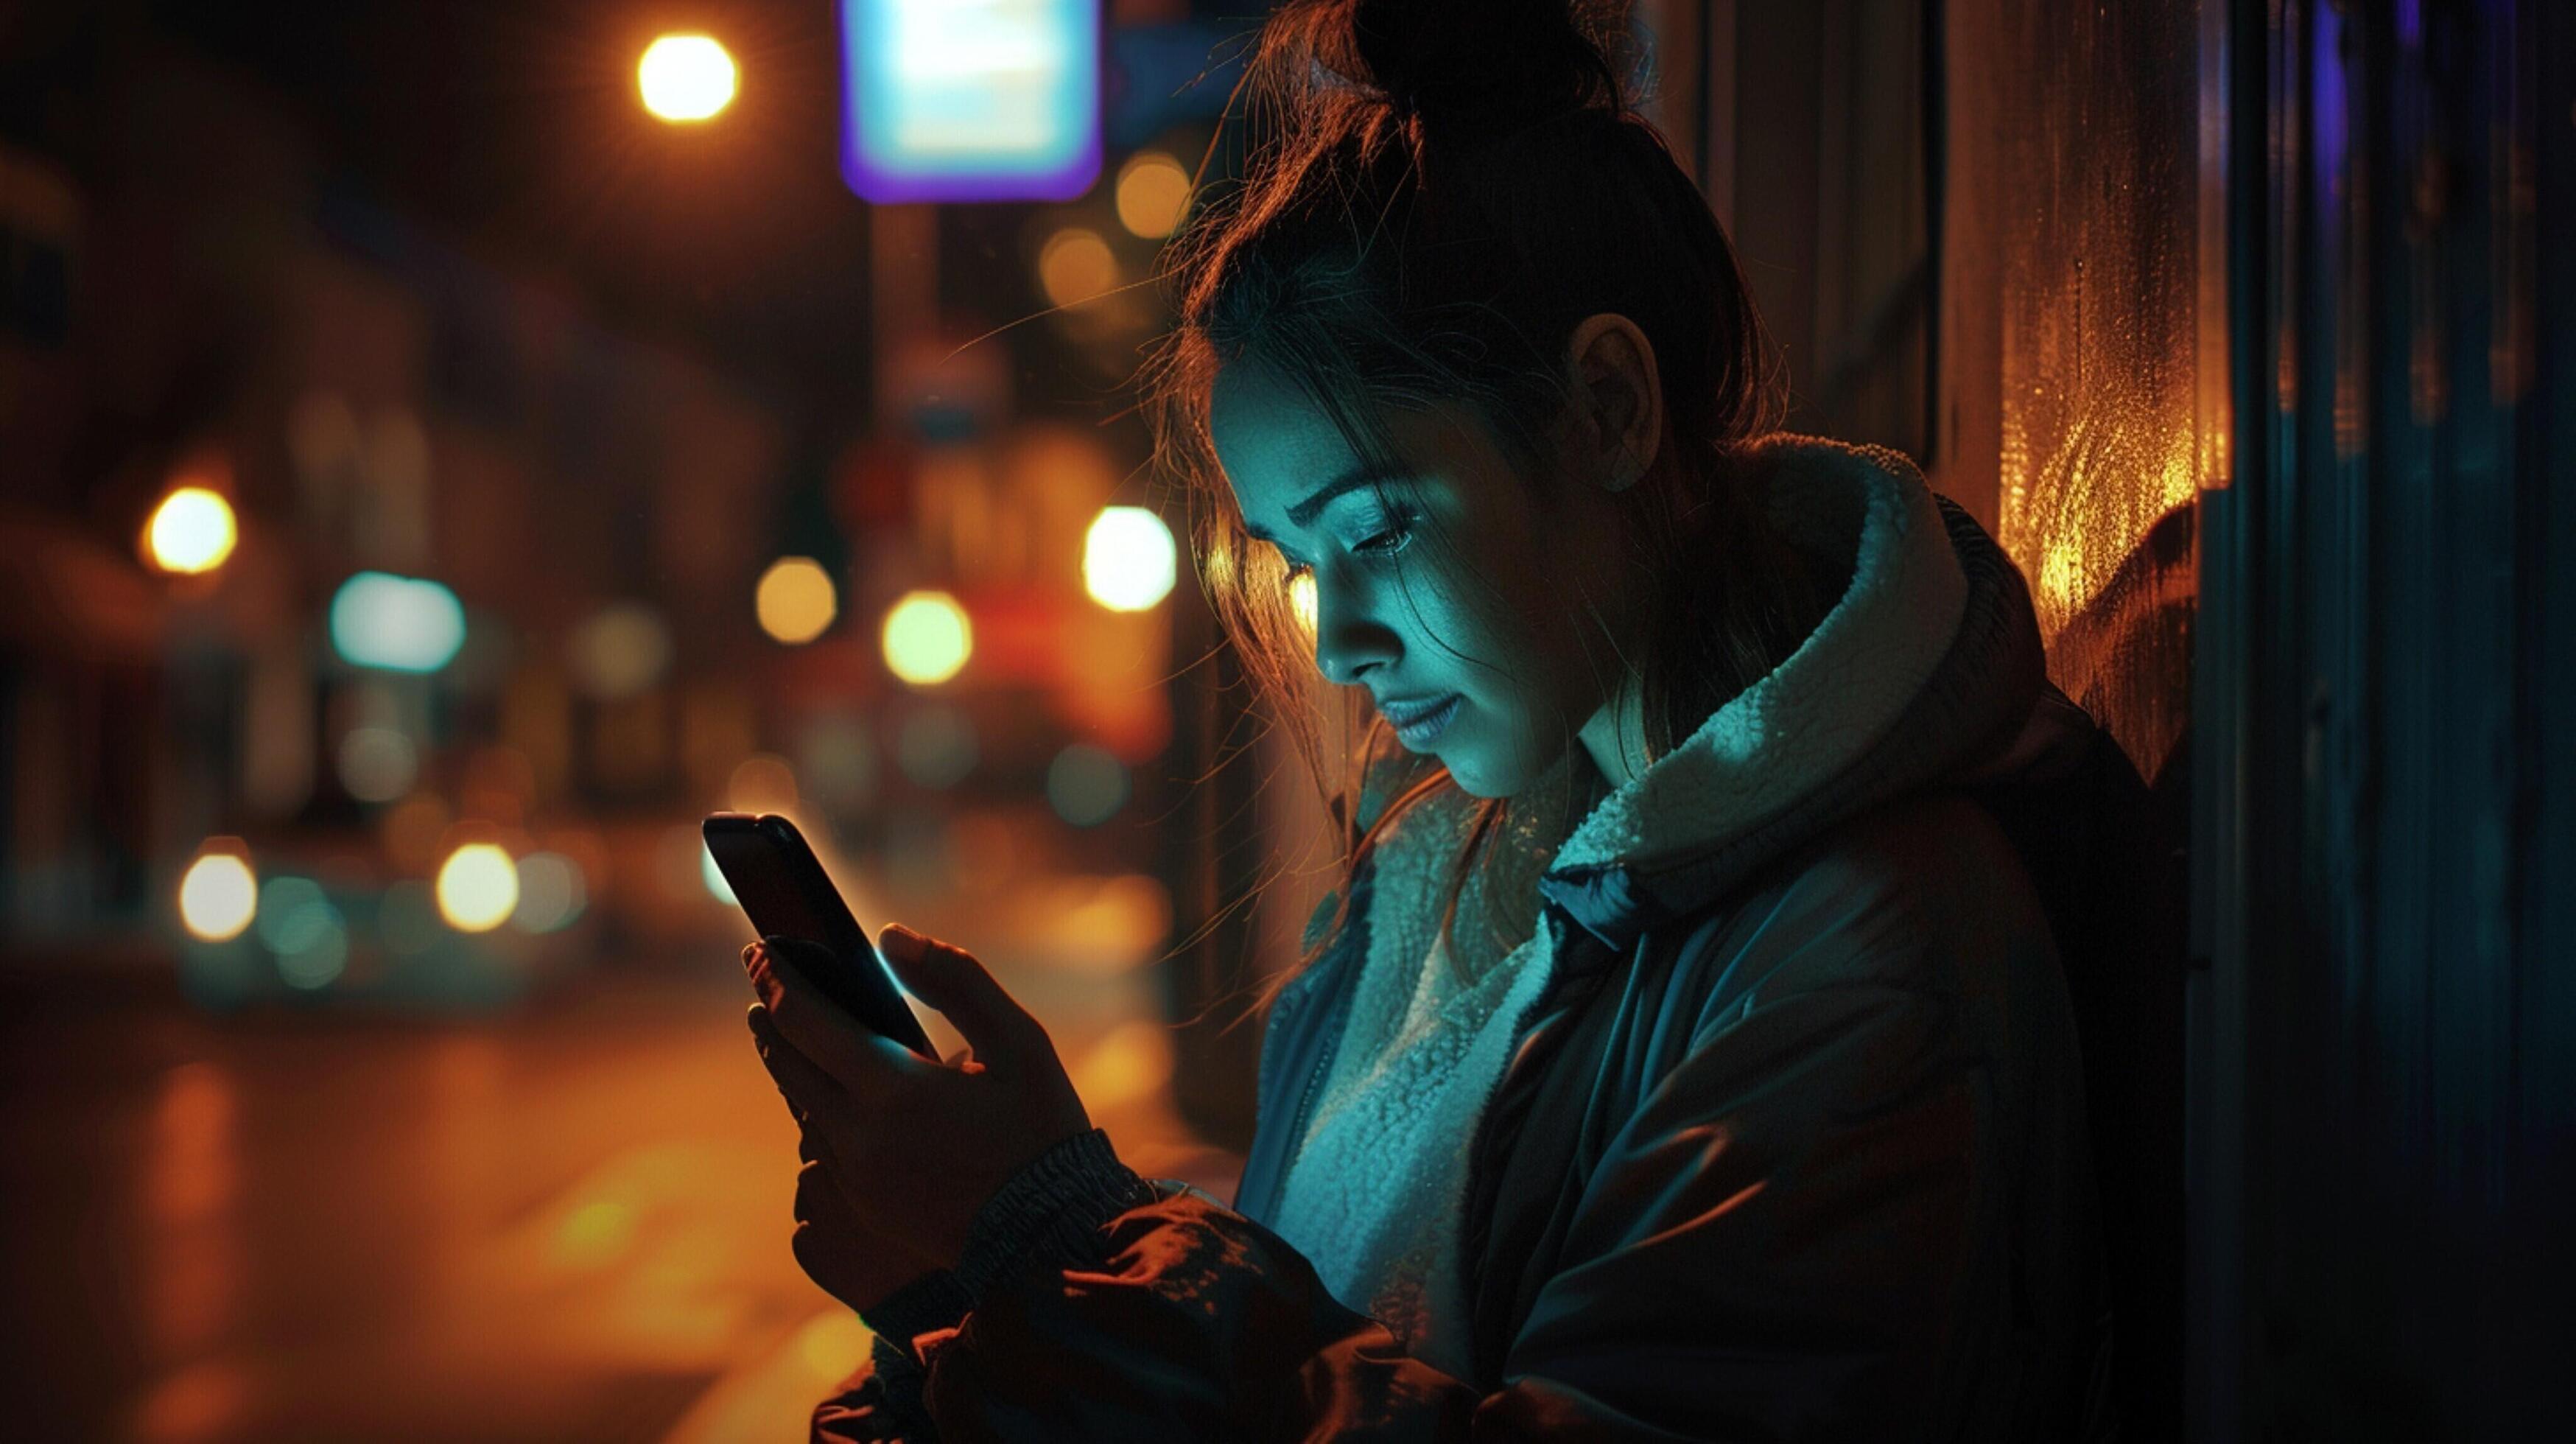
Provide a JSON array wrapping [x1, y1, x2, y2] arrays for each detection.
[[748, 1002, 868, 1138], [876, 925, 1045, 1065]]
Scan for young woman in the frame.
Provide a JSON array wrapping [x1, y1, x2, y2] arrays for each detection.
[[741, 0, 2124, 1436]]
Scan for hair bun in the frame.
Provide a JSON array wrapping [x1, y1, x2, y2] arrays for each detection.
[[1312, 0, 1626, 132]]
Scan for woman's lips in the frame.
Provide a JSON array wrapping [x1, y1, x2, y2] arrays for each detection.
[[1391, 696, 1453, 727], [1391, 697, 1461, 747]]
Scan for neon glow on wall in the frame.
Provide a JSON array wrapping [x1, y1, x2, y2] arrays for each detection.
[[838, 0, 1101, 204]]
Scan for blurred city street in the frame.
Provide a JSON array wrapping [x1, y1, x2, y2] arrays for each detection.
[[0, 4, 1279, 1434], [3, 938, 1242, 1444]]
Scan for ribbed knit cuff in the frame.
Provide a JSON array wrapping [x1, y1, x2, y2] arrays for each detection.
[[952, 1126, 1159, 1311], [856, 1127, 1159, 1370]]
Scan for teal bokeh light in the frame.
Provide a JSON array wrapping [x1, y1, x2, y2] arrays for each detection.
[[329, 571, 466, 673]]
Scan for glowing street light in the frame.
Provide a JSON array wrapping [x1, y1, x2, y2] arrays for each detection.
[[178, 850, 257, 942], [144, 486, 238, 575], [435, 844, 520, 933], [756, 557, 838, 645], [1082, 505, 1176, 611], [639, 34, 737, 122], [881, 590, 972, 687]]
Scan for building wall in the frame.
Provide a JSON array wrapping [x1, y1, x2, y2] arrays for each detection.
[[2191, 0, 2575, 1436]]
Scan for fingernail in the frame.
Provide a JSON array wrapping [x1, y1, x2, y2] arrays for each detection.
[[880, 924, 923, 959]]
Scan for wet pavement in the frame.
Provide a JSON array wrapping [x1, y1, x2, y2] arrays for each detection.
[[0, 958, 1240, 1443]]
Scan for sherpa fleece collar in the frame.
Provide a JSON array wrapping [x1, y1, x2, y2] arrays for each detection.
[[1538, 434, 2043, 945]]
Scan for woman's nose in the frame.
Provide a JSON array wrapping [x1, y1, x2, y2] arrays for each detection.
[[1312, 583, 1397, 687]]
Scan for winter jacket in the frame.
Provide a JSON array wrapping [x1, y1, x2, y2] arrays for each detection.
[[813, 435, 2124, 1441]]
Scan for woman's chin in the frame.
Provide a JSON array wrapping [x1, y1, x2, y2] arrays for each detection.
[[1439, 750, 1517, 801]]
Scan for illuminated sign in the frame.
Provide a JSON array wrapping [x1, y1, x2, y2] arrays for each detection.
[[838, 0, 1101, 203]]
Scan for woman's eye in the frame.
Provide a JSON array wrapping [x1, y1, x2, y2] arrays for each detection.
[[1267, 511, 1411, 578], [1352, 515, 1414, 556]]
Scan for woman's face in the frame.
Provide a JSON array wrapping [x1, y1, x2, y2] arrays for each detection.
[[1210, 363, 1629, 799]]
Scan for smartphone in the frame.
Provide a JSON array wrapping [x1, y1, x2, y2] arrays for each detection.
[[701, 811, 936, 1059]]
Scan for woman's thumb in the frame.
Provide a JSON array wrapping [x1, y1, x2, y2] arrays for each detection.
[[878, 926, 1039, 1056]]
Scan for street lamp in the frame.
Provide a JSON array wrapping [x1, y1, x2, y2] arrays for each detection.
[[144, 486, 237, 575], [881, 591, 972, 687], [639, 34, 737, 122], [1083, 505, 1176, 611], [436, 844, 520, 933], [756, 557, 838, 644]]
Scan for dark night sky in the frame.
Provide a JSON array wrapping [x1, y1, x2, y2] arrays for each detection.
[[3, 1, 1245, 443], [136, 0, 885, 420]]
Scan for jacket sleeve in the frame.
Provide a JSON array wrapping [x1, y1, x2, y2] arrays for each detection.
[[813, 979, 1988, 1443]]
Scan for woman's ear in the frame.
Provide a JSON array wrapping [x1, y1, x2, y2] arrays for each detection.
[[1565, 312, 1663, 494]]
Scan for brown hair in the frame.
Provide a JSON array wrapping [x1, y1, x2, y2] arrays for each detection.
[[1139, 0, 1828, 1012]]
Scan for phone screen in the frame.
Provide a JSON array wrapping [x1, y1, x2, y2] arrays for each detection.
[[702, 812, 936, 1058]]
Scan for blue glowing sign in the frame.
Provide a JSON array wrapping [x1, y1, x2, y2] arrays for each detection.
[[838, 0, 1101, 204], [329, 572, 466, 673]]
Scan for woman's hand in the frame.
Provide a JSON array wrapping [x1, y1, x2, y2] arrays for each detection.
[[743, 926, 1094, 1317], [782, 1127, 950, 1319]]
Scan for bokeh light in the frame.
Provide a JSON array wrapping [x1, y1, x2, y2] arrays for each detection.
[[330, 572, 466, 673], [1082, 505, 1176, 611], [567, 602, 672, 700], [254, 877, 325, 950], [1046, 743, 1129, 827], [435, 844, 520, 933], [275, 914, 346, 989], [256, 877, 348, 989], [552, 1199, 636, 1268], [639, 35, 737, 122], [1115, 151, 1191, 238], [1069, 1019, 1175, 1112], [881, 590, 972, 686], [796, 1311, 871, 1383], [727, 753, 799, 813], [1290, 569, 1319, 638], [895, 704, 978, 789], [799, 713, 879, 815], [1037, 226, 1117, 309], [144, 486, 238, 575], [178, 852, 257, 942], [754, 557, 838, 645], [337, 726, 418, 804], [510, 852, 586, 933]]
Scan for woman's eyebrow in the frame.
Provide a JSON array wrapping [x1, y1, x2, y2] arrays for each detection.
[[1241, 464, 1411, 544]]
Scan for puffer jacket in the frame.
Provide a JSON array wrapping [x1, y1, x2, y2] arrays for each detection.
[[814, 436, 2123, 1441]]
